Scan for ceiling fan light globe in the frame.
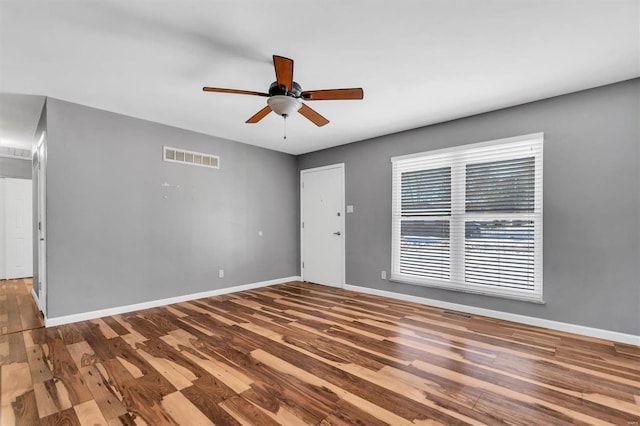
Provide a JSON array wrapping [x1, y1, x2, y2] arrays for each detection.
[[267, 95, 302, 117]]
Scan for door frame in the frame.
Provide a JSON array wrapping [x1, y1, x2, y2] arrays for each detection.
[[0, 178, 4, 279], [34, 133, 47, 315], [300, 163, 345, 287]]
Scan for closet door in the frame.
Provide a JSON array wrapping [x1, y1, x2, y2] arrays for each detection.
[[4, 178, 33, 279]]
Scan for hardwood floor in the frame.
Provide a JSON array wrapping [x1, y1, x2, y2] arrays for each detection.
[[0, 280, 638, 425], [0, 278, 44, 336]]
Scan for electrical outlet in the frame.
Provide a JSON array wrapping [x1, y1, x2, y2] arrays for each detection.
[[381, 270, 387, 280], [218, 269, 224, 278]]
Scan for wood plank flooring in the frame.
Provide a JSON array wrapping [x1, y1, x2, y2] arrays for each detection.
[[1, 279, 639, 425], [0, 278, 44, 336]]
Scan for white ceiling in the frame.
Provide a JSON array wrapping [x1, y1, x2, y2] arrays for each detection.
[[0, 1, 638, 155]]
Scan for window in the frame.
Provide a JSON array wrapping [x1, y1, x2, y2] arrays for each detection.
[[391, 133, 543, 302]]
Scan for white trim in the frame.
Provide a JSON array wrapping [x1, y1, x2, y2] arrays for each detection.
[[300, 163, 345, 288], [344, 283, 640, 346], [391, 133, 544, 302], [390, 132, 544, 163], [300, 163, 345, 174], [36, 133, 47, 316], [31, 287, 44, 311], [0, 178, 4, 280], [44, 276, 301, 327], [388, 277, 546, 304]]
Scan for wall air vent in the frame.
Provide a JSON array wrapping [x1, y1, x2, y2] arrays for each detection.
[[163, 146, 219, 169], [0, 146, 31, 160]]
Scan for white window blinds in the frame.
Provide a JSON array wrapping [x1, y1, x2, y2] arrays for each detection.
[[391, 133, 543, 302]]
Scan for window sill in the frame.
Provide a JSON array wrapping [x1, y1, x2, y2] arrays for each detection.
[[389, 276, 546, 304]]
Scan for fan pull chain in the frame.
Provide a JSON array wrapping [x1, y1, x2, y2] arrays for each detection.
[[283, 114, 287, 140]]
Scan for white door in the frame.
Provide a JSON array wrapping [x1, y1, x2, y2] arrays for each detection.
[[5, 178, 33, 279], [301, 164, 344, 287]]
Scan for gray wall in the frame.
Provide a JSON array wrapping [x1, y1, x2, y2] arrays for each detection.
[[298, 78, 640, 335], [45, 98, 298, 318], [0, 156, 31, 179]]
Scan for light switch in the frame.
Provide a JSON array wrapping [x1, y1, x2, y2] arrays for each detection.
[[346, 205, 354, 213]]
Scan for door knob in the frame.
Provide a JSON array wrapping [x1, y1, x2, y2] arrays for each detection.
[[333, 231, 341, 236]]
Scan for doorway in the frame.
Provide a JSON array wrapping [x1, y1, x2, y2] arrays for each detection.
[[300, 164, 345, 288]]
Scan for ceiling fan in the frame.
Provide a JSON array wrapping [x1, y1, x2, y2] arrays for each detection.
[[203, 55, 364, 129]]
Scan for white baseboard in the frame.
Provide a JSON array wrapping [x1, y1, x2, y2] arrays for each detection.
[[344, 284, 639, 346], [44, 276, 301, 327], [31, 287, 44, 312]]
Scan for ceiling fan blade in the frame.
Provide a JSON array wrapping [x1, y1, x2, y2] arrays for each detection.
[[273, 55, 294, 92], [298, 103, 329, 127], [246, 106, 272, 123], [203, 87, 269, 97], [301, 88, 364, 100]]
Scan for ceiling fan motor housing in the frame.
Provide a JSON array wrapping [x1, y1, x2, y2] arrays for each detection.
[[269, 81, 302, 97]]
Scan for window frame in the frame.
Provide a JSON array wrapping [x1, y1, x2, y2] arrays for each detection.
[[391, 133, 544, 303]]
